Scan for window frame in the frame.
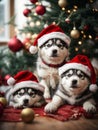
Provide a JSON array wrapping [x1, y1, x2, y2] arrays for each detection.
[[0, 0, 15, 45]]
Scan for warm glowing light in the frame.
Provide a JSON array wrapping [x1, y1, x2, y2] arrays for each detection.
[[75, 47, 79, 51], [89, 35, 92, 39], [67, 10, 71, 13], [82, 49, 86, 53], [29, 22, 35, 27], [26, 33, 32, 38], [83, 35, 86, 38], [36, 21, 41, 26], [62, 7, 65, 10], [27, 17, 32, 21], [81, 31, 84, 34], [73, 5, 78, 9], [78, 41, 82, 45]]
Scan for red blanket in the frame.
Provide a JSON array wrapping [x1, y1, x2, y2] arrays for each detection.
[[0, 105, 97, 122]]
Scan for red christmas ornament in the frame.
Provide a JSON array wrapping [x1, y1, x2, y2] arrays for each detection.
[[65, 18, 70, 24], [23, 38, 32, 50], [4, 74, 11, 85], [23, 8, 31, 17], [30, 0, 38, 4], [83, 25, 89, 31], [0, 75, 3, 85], [8, 36, 23, 52], [35, 5, 46, 15]]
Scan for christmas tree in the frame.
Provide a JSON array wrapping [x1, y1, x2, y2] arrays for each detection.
[[0, 0, 98, 85], [19, 0, 98, 59]]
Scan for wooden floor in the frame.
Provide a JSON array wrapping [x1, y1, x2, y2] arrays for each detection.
[[0, 116, 98, 130]]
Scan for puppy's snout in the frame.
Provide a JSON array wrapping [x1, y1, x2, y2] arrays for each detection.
[[72, 80, 77, 85], [52, 49, 57, 54], [23, 99, 29, 104]]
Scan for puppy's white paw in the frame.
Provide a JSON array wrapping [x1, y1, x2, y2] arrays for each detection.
[[13, 103, 23, 108], [44, 102, 58, 113], [34, 102, 43, 107], [44, 92, 51, 99], [83, 103, 96, 113]]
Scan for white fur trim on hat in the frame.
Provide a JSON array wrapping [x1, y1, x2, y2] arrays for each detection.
[[13, 81, 44, 93], [59, 63, 91, 77], [29, 46, 38, 54], [7, 77, 16, 86], [38, 32, 71, 47], [89, 84, 98, 93], [6, 80, 44, 101]]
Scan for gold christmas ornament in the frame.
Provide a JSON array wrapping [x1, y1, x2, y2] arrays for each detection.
[[0, 97, 7, 107], [58, 0, 67, 8], [21, 108, 35, 123], [70, 27, 80, 39]]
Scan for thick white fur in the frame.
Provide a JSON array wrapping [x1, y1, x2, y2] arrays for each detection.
[[37, 44, 69, 99], [45, 70, 96, 113]]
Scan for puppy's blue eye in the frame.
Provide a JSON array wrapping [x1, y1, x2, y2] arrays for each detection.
[[78, 74, 84, 79], [66, 74, 72, 77], [45, 43, 52, 48], [18, 93, 24, 96], [57, 44, 64, 49]]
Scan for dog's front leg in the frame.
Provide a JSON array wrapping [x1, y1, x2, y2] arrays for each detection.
[[9, 101, 23, 108], [40, 79, 51, 99], [44, 95, 64, 113], [83, 98, 96, 113]]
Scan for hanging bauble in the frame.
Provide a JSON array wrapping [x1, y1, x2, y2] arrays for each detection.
[[65, 18, 70, 24], [58, 0, 68, 8], [21, 108, 35, 123], [0, 97, 7, 107], [0, 75, 3, 85], [4, 74, 11, 85], [35, 5, 46, 15], [83, 25, 89, 31], [70, 27, 80, 39], [8, 36, 23, 52], [23, 8, 31, 17], [95, 36, 98, 41], [30, 0, 38, 4], [23, 38, 32, 51]]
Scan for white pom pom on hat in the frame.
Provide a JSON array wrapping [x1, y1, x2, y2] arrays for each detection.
[[7, 77, 16, 86], [29, 46, 38, 54], [89, 84, 98, 93], [29, 24, 71, 54]]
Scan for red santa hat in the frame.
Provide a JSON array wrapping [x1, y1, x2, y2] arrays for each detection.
[[29, 24, 71, 54], [6, 70, 44, 100], [59, 54, 98, 93]]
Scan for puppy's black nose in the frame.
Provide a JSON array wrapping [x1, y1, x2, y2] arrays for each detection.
[[23, 99, 29, 104], [72, 80, 77, 85], [53, 49, 57, 54]]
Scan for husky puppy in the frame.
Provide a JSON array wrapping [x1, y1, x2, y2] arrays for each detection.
[[37, 38, 69, 99], [6, 87, 45, 108], [45, 55, 97, 113], [29, 24, 71, 99], [5, 70, 46, 108]]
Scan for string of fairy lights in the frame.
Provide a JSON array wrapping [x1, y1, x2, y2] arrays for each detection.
[[14, 0, 98, 52]]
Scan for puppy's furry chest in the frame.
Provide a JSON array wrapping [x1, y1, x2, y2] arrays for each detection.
[[37, 58, 59, 79]]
